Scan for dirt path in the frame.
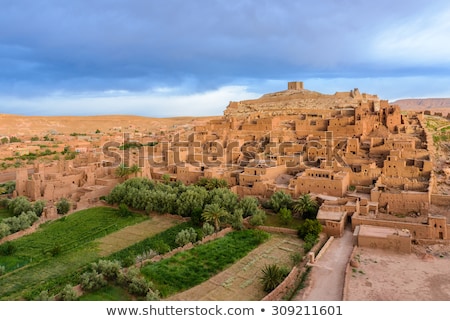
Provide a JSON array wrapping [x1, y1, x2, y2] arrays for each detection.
[[297, 226, 354, 301], [165, 233, 303, 301]]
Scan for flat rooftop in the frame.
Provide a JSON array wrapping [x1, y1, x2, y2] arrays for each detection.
[[358, 224, 411, 238]]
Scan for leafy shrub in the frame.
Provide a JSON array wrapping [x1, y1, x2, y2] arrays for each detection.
[[297, 219, 322, 240], [146, 289, 161, 301], [80, 271, 107, 291], [229, 208, 244, 230], [202, 222, 215, 236], [7, 196, 32, 216], [278, 207, 292, 225], [35, 290, 52, 301], [56, 198, 71, 215], [60, 284, 78, 301], [0, 223, 11, 239], [268, 191, 293, 212], [33, 200, 46, 217], [0, 265, 5, 276], [175, 228, 197, 247], [118, 267, 154, 297], [249, 209, 267, 226], [93, 260, 122, 280]]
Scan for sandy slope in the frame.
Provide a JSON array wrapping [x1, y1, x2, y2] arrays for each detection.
[[0, 114, 220, 136]]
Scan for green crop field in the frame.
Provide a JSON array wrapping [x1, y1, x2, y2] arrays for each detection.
[[140, 229, 270, 297], [0, 206, 149, 300]]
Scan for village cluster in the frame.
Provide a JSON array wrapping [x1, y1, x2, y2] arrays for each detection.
[[2, 82, 450, 252]]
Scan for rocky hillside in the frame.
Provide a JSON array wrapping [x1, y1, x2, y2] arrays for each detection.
[[392, 98, 450, 114]]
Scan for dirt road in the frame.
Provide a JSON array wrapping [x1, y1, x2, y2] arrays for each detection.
[[297, 226, 354, 301]]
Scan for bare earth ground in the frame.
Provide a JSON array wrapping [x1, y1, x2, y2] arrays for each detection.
[[165, 233, 303, 301], [346, 244, 450, 301]]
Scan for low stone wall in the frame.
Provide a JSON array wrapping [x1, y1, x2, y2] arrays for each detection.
[[142, 227, 234, 264], [342, 245, 359, 301], [431, 193, 450, 206], [262, 232, 329, 301], [255, 225, 298, 235]]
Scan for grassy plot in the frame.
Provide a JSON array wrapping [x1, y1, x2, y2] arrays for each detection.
[[79, 284, 134, 301], [97, 215, 182, 256], [140, 229, 270, 298], [264, 212, 303, 230], [105, 221, 195, 265], [0, 207, 147, 267], [0, 206, 149, 300]]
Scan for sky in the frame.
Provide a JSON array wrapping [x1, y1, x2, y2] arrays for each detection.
[[1, 0, 450, 117]]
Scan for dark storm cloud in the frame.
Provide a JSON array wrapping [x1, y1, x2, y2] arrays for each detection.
[[0, 0, 449, 115]]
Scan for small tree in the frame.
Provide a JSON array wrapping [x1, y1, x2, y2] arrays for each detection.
[[249, 209, 267, 226], [201, 203, 229, 231], [293, 194, 319, 219], [56, 198, 71, 215], [278, 207, 293, 226], [297, 219, 322, 240], [237, 196, 259, 217], [268, 191, 293, 212], [229, 208, 244, 230], [7, 196, 32, 216], [33, 200, 46, 217]]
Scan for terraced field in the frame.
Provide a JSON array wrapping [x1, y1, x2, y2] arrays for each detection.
[[166, 233, 303, 301]]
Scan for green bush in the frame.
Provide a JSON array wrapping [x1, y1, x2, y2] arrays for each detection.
[[175, 228, 197, 247], [60, 284, 78, 301], [80, 271, 107, 291], [297, 219, 322, 240], [56, 198, 71, 215], [202, 222, 215, 236], [278, 207, 293, 225], [249, 209, 266, 226]]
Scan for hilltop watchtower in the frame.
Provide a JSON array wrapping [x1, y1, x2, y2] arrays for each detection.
[[287, 81, 304, 90]]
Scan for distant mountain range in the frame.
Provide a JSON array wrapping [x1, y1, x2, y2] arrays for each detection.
[[392, 98, 450, 114]]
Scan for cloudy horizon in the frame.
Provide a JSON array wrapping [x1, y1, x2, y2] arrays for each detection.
[[1, 0, 450, 117]]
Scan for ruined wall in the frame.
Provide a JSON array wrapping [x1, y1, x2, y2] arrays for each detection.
[[352, 214, 449, 240], [357, 231, 411, 253]]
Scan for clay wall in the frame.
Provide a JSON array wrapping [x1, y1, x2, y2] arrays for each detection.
[[352, 215, 449, 241], [295, 169, 349, 197], [239, 165, 288, 187], [431, 193, 450, 206], [324, 218, 346, 237], [176, 165, 203, 185], [357, 229, 411, 253]]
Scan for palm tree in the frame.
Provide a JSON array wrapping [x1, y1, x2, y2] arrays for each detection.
[[293, 194, 319, 219], [201, 203, 229, 231], [129, 164, 142, 177], [259, 264, 287, 292], [115, 163, 130, 178]]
